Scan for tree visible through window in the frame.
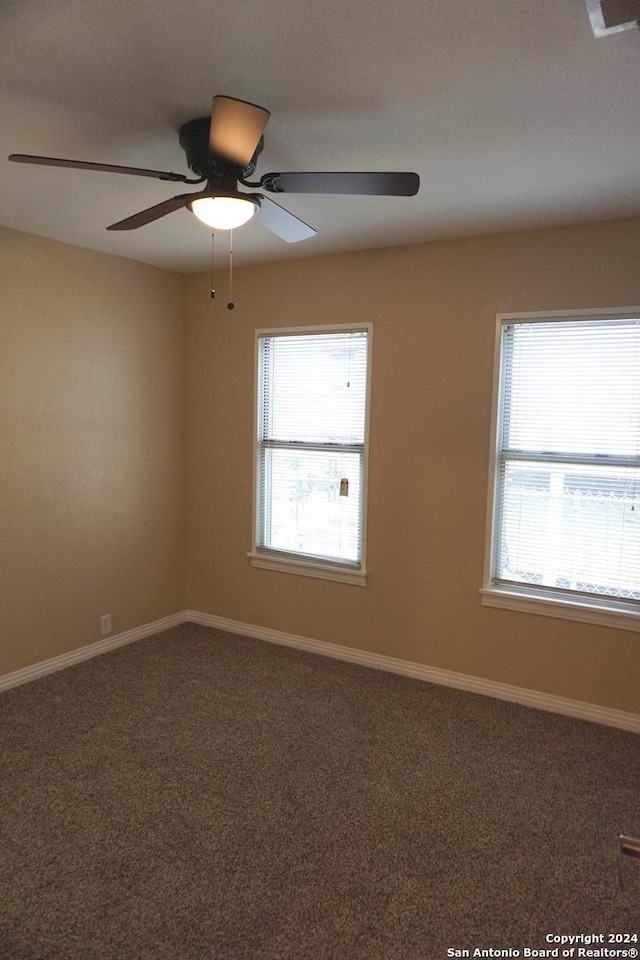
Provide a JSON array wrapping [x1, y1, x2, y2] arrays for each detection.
[[254, 327, 370, 576], [488, 313, 640, 609]]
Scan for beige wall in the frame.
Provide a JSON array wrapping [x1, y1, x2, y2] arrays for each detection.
[[0, 227, 186, 674], [185, 217, 640, 715], [2, 217, 639, 715]]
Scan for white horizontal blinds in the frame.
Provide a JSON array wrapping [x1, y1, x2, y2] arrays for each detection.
[[503, 319, 640, 458], [495, 317, 640, 601], [259, 331, 367, 445], [257, 330, 368, 566]]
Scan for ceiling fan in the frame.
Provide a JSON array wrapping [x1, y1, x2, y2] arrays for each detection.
[[8, 95, 420, 243]]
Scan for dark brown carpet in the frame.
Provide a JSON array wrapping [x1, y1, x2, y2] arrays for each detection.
[[1, 623, 639, 959]]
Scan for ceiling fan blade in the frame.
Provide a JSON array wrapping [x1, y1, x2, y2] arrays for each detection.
[[107, 193, 198, 231], [9, 153, 197, 183], [260, 171, 420, 197], [599, 0, 640, 28], [208, 96, 270, 168], [253, 194, 316, 243]]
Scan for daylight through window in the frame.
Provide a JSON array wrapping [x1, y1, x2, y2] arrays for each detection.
[[485, 311, 640, 622], [252, 327, 370, 583]]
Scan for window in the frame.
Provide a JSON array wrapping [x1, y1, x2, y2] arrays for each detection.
[[249, 325, 371, 585], [482, 309, 640, 630]]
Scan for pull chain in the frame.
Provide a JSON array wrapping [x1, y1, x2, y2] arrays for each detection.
[[214, 230, 216, 300], [227, 229, 235, 310]]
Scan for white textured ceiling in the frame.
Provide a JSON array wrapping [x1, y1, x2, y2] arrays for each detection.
[[1, 0, 639, 272]]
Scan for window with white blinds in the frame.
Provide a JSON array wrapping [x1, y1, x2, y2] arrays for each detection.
[[252, 326, 370, 582], [486, 311, 640, 621]]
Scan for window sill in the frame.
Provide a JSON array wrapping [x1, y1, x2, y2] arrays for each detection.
[[480, 584, 640, 632], [248, 551, 367, 586]]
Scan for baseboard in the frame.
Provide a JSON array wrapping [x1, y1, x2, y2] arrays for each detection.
[[3, 608, 639, 734], [186, 609, 640, 734], [0, 611, 188, 693]]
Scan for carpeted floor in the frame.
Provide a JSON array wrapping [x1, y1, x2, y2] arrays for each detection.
[[1, 623, 639, 959]]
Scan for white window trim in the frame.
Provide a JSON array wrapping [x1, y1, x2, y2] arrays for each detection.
[[481, 306, 640, 632], [249, 323, 372, 586], [247, 550, 367, 586]]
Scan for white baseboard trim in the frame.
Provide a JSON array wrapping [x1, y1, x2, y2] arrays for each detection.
[[186, 609, 640, 734], [0, 611, 188, 693], [3, 608, 639, 734]]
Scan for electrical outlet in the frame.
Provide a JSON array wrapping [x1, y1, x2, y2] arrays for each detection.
[[100, 614, 112, 637]]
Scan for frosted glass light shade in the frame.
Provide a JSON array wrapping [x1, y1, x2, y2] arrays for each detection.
[[190, 195, 258, 230]]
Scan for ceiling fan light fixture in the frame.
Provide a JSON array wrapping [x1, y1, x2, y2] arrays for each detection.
[[189, 194, 259, 230]]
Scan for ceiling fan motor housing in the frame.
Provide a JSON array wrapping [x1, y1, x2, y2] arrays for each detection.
[[178, 116, 263, 180]]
